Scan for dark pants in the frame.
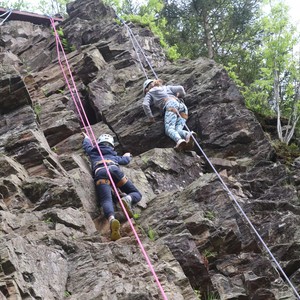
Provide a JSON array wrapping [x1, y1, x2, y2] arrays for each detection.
[[94, 165, 142, 219]]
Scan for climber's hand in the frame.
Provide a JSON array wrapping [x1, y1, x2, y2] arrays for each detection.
[[82, 132, 89, 138]]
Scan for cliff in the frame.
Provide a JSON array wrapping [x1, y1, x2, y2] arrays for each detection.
[[0, 0, 299, 299]]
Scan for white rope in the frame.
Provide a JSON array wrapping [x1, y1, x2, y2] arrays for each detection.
[[114, 10, 300, 299], [125, 25, 148, 79], [117, 16, 158, 79], [0, 10, 10, 17], [184, 124, 300, 299], [0, 9, 12, 25]]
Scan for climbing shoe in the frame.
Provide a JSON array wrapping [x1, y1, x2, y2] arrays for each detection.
[[185, 131, 197, 151], [121, 195, 134, 218], [174, 139, 187, 152], [110, 218, 121, 241]]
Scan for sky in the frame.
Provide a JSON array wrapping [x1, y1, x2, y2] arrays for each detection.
[[284, 0, 300, 28]]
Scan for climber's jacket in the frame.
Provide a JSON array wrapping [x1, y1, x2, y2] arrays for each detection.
[[142, 85, 186, 119], [82, 137, 131, 175]]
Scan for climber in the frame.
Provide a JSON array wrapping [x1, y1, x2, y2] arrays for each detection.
[[82, 132, 142, 241], [142, 78, 195, 151]]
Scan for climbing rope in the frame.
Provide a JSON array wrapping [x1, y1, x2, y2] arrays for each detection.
[[49, 17, 168, 300], [0, 9, 12, 25], [185, 127, 300, 299], [117, 16, 158, 80], [117, 16, 300, 299]]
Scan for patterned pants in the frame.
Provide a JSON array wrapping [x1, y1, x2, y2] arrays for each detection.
[[164, 99, 189, 143]]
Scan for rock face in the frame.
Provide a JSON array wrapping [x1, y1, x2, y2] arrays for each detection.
[[0, 0, 299, 299]]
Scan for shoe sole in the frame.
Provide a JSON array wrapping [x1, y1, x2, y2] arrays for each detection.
[[174, 141, 187, 152], [122, 199, 134, 218], [110, 219, 121, 241], [184, 139, 194, 151], [185, 132, 197, 151]]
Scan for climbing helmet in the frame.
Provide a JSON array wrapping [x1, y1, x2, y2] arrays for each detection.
[[143, 79, 154, 93], [97, 134, 114, 147]]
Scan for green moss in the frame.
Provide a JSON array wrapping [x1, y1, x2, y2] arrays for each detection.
[[272, 140, 300, 165]]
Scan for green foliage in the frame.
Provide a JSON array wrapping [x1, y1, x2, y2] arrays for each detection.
[[147, 227, 156, 240], [160, 0, 261, 61], [0, 0, 71, 15], [126, 13, 180, 60], [272, 140, 300, 165], [55, 27, 76, 53], [104, 0, 180, 61], [224, 63, 246, 91], [205, 291, 220, 300], [0, 0, 30, 10], [204, 210, 215, 221], [51, 146, 58, 153], [194, 288, 220, 300], [33, 103, 42, 117], [34, 0, 71, 16], [245, 1, 300, 143], [64, 290, 71, 297], [202, 249, 217, 259], [194, 289, 201, 300], [133, 213, 140, 220], [225, 1, 300, 144], [44, 217, 53, 224]]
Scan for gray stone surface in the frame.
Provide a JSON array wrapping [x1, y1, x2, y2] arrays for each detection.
[[0, 0, 299, 299]]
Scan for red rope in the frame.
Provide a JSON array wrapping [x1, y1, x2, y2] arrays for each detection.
[[50, 18, 168, 300]]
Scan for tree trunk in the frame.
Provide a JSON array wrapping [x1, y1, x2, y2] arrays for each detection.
[[274, 69, 283, 142], [203, 12, 214, 59], [284, 84, 300, 144]]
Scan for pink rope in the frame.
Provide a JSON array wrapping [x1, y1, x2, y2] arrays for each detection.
[[50, 18, 168, 300]]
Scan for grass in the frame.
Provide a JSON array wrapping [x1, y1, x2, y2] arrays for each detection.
[[204, 210, 215, 221], [147, 227, 156, 241], [33, 103, 41, 118], [272, 140, 300, 165], [194, 289, 220, 300], [64, 290, 71, 297], [202, 249, 217, 259]]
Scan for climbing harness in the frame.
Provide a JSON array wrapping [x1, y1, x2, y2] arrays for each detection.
[[95, 179, 111, 186], [166, 107, 188, 119], [49, 17, 168, 300], [116, 176, 128, 188], [0, 9, 12, 26], [117, 16, 300, 299]]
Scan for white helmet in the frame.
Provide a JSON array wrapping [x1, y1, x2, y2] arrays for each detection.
[[143, 79, 154, 93], [97, 134, 114, 147]]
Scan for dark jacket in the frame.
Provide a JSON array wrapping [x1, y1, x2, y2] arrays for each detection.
[[82, 137, 131, 173]]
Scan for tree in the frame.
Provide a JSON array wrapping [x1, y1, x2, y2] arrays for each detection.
[[246, 0, 300, 144], [34, 0, 72, 16], [160, 0, 262, 62], [0, 0, 71, 15], [0, 0, 30, 10], [104, 0, 180, 60]]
